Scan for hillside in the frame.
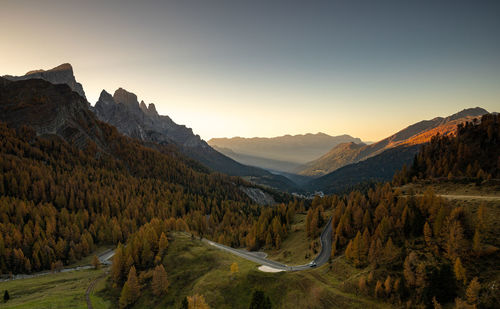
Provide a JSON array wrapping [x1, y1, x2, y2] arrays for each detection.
[[306, 145, 420, 194], [92, 87, 297, 191], [208, 133, 362, 173], [0, 77, 295, 275], [298, 107, 489, 177], [394, 113, 500, 183], [3, 63, 297, 191]]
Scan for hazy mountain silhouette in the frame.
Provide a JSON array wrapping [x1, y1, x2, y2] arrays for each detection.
[[209, 133, 362, 173]]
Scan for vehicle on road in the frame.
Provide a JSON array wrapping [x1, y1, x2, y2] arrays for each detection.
[[309, 261, 317, 267]]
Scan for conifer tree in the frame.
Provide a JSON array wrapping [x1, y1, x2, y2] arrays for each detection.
[[158, 232, 169, 256], [152, 264, 169, 297], [454, 257, 467, 285], [92, 255, 100, 270], [465, 277, 480, 305], [119, 266, 140, 308]]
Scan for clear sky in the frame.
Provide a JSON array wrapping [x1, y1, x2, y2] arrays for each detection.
[[1, 0, 499, 142]]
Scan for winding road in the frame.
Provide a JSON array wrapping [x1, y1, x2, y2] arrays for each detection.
[[204, 217, 333, 271], [0, 248, 115, 282]]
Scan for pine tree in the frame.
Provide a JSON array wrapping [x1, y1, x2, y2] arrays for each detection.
[[375, 280, 384, 298], [152, 264, 169, 297], [119, 266, 140, 308], [3, 290, 9, 303], [454, 257, 467, 285], [92, 255, 100, 270], [403, 252, 417, 287], [275, 234, 281, 249], [465, 277, 480, 305], [158, 232, 169, 256], [111, 244, 125, 286], [384, 275, 392, 295]]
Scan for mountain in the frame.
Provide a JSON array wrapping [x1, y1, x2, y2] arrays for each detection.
[[0, 77, 102, 149], [395, 113, 500, 182], [3, 63, 86, 99], [299, 107, 489, 177], [0, 75, 297, 276], [306, 145, 421, 194], [1, 63, 296, 191], [211, 146, 305, 173], [208, 133, 363, 173], [93, 88, 297, 191]]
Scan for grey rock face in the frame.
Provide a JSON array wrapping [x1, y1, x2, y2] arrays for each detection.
[[3, 63, 87, 99], [92, 87, 298, 192], [94, 87, 204, 148]]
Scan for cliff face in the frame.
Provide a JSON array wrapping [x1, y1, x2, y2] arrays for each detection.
[[92, 87, 298, 191], [93, 88, 205, 148], [3, 63, 87, 100], [0, 77, 105, 149]]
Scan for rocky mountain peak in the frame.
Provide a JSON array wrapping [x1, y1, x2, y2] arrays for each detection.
[[113, 88, 138, 107], [98, 90, 115, 105], [139, 100, 148, 112], [147, 103, 158, 116], [3, 63, 86, 100]]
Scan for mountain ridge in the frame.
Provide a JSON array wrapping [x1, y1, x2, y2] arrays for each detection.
[[298, 107, 489, 177], [208, 132, 363, 173], [93, 86, 297, 191], [3, 63, 87, 100]]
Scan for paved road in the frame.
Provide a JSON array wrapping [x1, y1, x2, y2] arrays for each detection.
[[0, 248, 115, 282], [204, 217, 333, 271]]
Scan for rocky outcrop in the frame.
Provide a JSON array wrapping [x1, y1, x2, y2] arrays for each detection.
[[3, 63, 87, 100], [0, 77, 105, 149], [94, 87, 205, 148], [92, 87, 298, 191], [239, 186, 276, 206]]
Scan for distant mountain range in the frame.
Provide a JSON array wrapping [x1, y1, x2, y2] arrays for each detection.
[[298, 107, 489, 177], [2, 63, 492, 194], [304, 107, 491, 193], [2, 64, 297, 191], [209, 133, 363, 173]]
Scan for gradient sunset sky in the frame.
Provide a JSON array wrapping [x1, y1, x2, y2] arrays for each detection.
[[1, 0, 499, 142]]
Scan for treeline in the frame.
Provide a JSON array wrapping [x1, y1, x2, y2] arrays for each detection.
[[394, 113, 499, 184], [0, 122, 294, 274], [317, 184, 498, 307]]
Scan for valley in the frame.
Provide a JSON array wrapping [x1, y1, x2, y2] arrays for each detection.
[[1, 2, 499, 307]]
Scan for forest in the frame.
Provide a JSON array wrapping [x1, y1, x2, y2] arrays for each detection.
[[307, 114, 499, 308], [0, 121, 296, 275], [394, 114, 500, 184]]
